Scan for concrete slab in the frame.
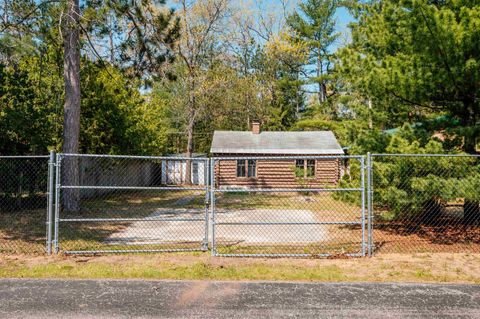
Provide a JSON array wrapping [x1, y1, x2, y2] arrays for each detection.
[[106, 208, 207, 245], [214, 209, 328, 243], [106, 208, 327, 245]]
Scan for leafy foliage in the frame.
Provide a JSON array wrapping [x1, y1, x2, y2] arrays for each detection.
[[0, 0, 479, 163], [338, 0, 480, 152], [336, 126, 480, 221]]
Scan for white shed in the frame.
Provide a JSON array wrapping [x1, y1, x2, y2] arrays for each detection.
[[160, 154, 207, 186]]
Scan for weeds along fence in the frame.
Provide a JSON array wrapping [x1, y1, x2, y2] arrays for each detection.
[[0, 152, 479, 257]]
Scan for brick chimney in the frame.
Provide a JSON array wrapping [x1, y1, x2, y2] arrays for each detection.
[[251, 120, 261, 134]]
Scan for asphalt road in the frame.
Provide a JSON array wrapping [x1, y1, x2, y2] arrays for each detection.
[[0, 279, 479, 318]]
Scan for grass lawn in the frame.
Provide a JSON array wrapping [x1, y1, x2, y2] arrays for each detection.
[[0, 253, 479, 284]]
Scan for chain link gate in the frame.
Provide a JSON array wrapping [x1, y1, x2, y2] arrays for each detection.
[[54, 154, 210, 254], [210, 155, 367, 257]]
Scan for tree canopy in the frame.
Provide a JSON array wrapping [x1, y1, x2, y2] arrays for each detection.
[[0, 0, 478, 156]]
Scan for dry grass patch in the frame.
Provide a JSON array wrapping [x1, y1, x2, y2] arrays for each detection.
[[0, 253, 479, 284]]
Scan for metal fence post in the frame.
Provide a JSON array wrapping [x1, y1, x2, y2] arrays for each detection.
[[202, 158, 210, 251], [361, 156, 366, 257], [367, 152, 373, 257], [46, 150, 55, 255], [54, 154, 61, 254], [210, 158, 216, 256]]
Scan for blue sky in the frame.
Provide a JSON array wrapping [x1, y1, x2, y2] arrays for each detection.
[[166, 0, 355, 43], [335, 6, 355, 38]]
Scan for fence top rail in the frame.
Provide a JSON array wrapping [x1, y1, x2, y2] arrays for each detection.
[[59, 153, 209, 161], [214, 187, 362, 193], [8, 153, 474, 161], [371, 153, 480, 158], [212, 155, 362, 161], [60, 185, 207, 191], [0, 155, 49, 159]]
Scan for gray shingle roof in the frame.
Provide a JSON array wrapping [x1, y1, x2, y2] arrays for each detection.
[[210, 131, 344, 155]]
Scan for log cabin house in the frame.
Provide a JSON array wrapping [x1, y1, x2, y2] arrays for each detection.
[[210, 122, 345, 188]]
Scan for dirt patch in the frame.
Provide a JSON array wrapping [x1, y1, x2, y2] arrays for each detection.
[[374, 225, 480, 253]]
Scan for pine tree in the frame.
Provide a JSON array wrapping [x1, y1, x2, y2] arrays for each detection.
[[287, 0, 340, 104]]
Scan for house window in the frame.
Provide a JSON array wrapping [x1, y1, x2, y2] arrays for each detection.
[[295, 160, 305, 177], [237, 160, 256, 178], [247, 160, 256, 177], [237, 160, 246, 177], [306, 160, 315, 177], [295, 159, 315, 178]]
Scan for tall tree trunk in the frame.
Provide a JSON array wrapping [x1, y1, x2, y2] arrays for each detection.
[[316, 52, 327, 105], [62, 0, 81, 212], [462, 100, 479, 224], [316, 55, 323, 104], [185, 115, 194, 185], [184, 76, 196, 185]]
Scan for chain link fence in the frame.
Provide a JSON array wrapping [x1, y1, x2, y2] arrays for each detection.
[[0, 155, 53, 254], [211, 156, 366, 257], [1, 152, 479, 257], [370, 154, 480, 254], [54, 154, 209, 254]]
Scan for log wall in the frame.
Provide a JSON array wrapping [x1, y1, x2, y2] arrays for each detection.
[[214, 155, 341, 188]]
